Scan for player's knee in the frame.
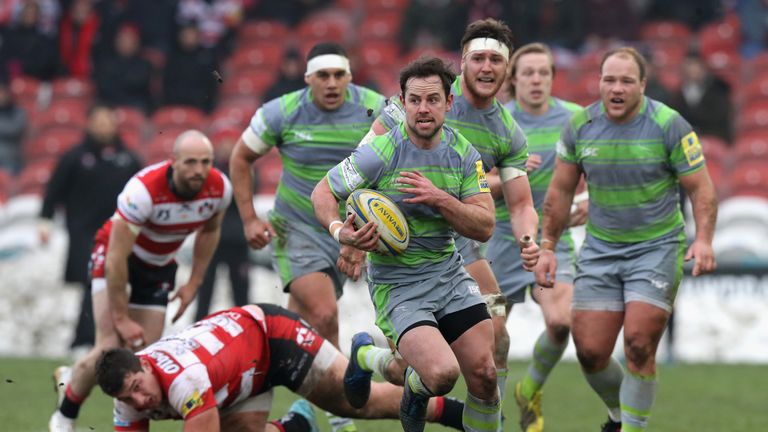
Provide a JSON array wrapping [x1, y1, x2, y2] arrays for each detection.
[[547, 323, 571, 345], [305, 308, 339, 335], [624, 334, 655, 369], [575, 346, 610, 372], [464, 362, 498, 397], [423, 364, 460, 395]]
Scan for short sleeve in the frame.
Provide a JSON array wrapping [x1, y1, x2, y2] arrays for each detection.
[[665, 114, 705, 175], [460, 151, 491, 200], [245, 98, 283, 149], [556, 121, 578, 164], [168, 364, 216, 420], [326, 134, 389, 200], [497, 122, 529, 170], [376, 95, 405, 131], [219, 175, 233, 210], [115, 177, 152, 226]]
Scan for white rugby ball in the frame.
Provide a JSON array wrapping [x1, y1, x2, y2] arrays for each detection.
[[346, 189, 409, 255]]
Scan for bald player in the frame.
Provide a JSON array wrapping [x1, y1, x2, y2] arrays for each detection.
[[49, 130, 233, 432]]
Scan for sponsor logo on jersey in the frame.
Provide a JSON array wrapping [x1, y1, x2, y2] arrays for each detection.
[[581, 147, 599, 158], [475, 161, 490, 192], [681, 131, 704, 166], [295, 327, 316, 346], [341, 158, 364, 190], [555, 140, 569, 158], [293, 131, 314, 141], [181, 390, 204, 417], [198, 201, 214, 216], [384, 100, 405, 123], [149, 351, 181, 375]]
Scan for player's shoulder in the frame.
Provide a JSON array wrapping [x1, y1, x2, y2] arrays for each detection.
[[269, 87, 310, 118], [568, 102, 599, 131], [553, 97, 583, 114], [348, 83, 386, 109], [132, 161, 170, 191], [445, 125, 476, 159], [643, 96, 685, 131]]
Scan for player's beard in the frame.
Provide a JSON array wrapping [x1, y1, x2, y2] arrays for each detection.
[[408, 118, 443, 141], [178, 175, 206, 198]]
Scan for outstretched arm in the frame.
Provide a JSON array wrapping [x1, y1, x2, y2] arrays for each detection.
[[679, 167, 718, 276]]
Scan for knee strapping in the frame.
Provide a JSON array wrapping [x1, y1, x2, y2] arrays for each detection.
[[483, 294, 507, 318]]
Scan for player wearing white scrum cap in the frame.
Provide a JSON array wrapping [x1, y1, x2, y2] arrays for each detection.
[[229, 42, 385, 432]]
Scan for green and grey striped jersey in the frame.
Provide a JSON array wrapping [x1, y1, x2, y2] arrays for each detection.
[[379, 76, 528, 224], [326, 123, 489, 282], [248, 84, 385, 229], [558, 96, 705, 243]]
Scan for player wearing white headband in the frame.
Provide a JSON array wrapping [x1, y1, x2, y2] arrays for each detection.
[[229, 42, 385, 432], [338, 18, 540, 432]]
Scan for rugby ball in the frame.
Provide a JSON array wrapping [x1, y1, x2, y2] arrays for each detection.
[[346, 189, 409, 255]]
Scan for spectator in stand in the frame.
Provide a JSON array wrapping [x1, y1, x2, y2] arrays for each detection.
[[0, 78, 27, 174], [737, 0, 768, 58], [93, 0, 177, 57], [262, 47, 304, 103], [397, 0, 469, 54], [194, 129, 251, 321], [93, 23, 154, 114], [9, 0, 61, 36], [162, 23, 218, 113], [0, 0, 59, 81], [38, 103, 142, 354], [59, 0, 103, 78], [248, 0, 329, 26], [503, 0, 586, 51], [675, 53, 733, 143], [175, 0, 243, 61], [643, 0, 723, 30]]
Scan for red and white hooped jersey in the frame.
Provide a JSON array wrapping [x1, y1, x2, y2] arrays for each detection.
[[114, 306, 272, 430], [97, 161, 232, 267]]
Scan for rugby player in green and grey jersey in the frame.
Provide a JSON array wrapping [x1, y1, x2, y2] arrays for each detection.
[[229, 42, 385, 432], [491, 43, 583, 432], [338, 20, 540, 410], [313, 57, 501, 432], [534, 47, 717, 432]]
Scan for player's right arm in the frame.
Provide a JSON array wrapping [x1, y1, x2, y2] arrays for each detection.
[[230, 137, 275, 250], [182, 407, 220, 432], [106, 216, 142, 347]]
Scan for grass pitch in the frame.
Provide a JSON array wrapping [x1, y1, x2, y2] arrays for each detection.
[[0, 357, 763, 431]]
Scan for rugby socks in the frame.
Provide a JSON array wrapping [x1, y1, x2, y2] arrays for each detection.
[[620, 371, 657, 432], [270, 412, 311, 432], [407, 368, 435, 397], [462, 392, 501, 432], [325, 412, 357, 432], [496, 368, 508, 402], [583, 357, 623, 422], [428, 396, 464, 430], [59, 385, 87, 419], [357, 344, 394, 377], [519, 331, 568, 399]]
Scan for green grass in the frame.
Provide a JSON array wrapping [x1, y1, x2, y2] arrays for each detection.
[[1, 357, 765, 431]]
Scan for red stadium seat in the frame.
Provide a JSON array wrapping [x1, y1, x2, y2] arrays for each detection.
[[736, 72, 768, 108], [733, 131, 768, 162], [50, 77, 94, 102], [120, 128, 143, 153], [699, 21, 740, 57], [252, 147, 282, 195], [704, 49, 740, 88], [640, 20, 692, 44], [208, 100, 257, 133], [151, 106, 206, 130], [10, 75, 40, 108], [33, 99, 89, 131], [365, 0, 409, 13], [115, 107, 147, 131], [145, 128, 186, 164], [219, 70, 276, 100], [727, 160, 768, 199], [296, 13, 351, 43], [226, 44, 284, 73], [238, 20, 289, 44], [737, 101, 768, 134], [14, 158, 56, 196], [359, 12, 401, 41], [699, 134, 731, 166], [359, 42, 400, 70], [24, 127, 83, 161]]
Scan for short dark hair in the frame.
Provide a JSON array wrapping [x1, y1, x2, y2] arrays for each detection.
[[95, 348, 143, 397], [460, 18, 514, 54], [600, 46, 648, 81], [307, 42, 348, 62], [399, 57, 456, 99]]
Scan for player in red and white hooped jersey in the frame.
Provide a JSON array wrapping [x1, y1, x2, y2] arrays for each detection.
[[96, 304, 462, 432], [50, 130, 232, 432]]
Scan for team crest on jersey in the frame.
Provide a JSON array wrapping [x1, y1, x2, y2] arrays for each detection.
[[198, 201, 214, 216], [341, 158, 364, 190], [475, 161, 490, 192], [681, 132, 704, 166], [181, 390, 204, 417]]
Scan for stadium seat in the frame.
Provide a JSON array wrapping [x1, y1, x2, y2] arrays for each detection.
[[237, 20, 289, 44], [699, 135, 731, 166], [736, 72, 768, 108], [33, 99, 89, 132], [50, 77, 94, 102], [742, 52, 768, 80], [252, 148, 282, 195], [699, 20, 740, 57], [704, 49, 740, 88], [24, 127, 83, 161], [226, 44, 284, 73], [359, 42, 400, 70], [736, 100, 768, 134], [639, 20, 692, 44], [733, 131, 768, 162], [208, 100, 257, 133], [219, 70, 276, 100], [119, 128, 143, 153], [359, 12, 401, 41], [151, 106, 207, 130], [145, 128, 185, 164], [365, 0, 409, 13], [14, 158, 57, 196], [10, 75, 40, 108], [296, 13, 350, 43], [726, 160, 768, 199], [115, 106, 147, 131]]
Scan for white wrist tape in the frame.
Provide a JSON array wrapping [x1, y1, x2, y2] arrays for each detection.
[[305, 54, 351, 77], [573, 191, 589, 203], [329, 220, 344, 242], [500, 166, 527, 182]]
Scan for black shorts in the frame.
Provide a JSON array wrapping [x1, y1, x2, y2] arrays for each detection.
[[126, 255, 178, 308]]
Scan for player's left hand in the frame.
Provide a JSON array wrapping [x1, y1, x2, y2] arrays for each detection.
[[169, 283, 198, 323], [519, 240, 540, 271], [337, 244, 367, 281], [568, 200, 589, 227], [396, 170, 446, 207], [685, 239, 716, 276]]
